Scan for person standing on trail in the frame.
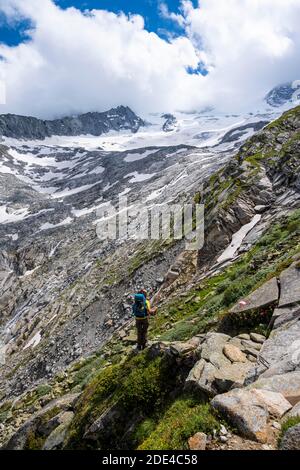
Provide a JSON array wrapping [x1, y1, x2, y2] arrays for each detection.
[[132, 289, 157, 351]]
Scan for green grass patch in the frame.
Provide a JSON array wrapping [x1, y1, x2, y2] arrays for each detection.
[[138, 396, 220, 450]]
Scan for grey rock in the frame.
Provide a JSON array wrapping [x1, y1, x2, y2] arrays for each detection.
[[279, 264, 300, 307], [271, 304, 300, 329], [257, 319, 300, 376], [2, 394, 79, 450], [200, 333, 230, 362], [230, 277, 279, 313], [250, 371, 300, 405], [241, 339, 262, 351], [211, 389, 269, 442], [213, 362, 253, 393], [84, 404, 121, 440], [284, 401, 300, 420], [185, 359, 218, 397], [42, 411, 74, 450], [250, 333, 266, 344], [280, 424, 300, 450]]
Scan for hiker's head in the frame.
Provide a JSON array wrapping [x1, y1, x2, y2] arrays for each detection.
[[139, 289, 147, 298]]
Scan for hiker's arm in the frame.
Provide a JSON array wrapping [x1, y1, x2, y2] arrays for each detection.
[[148, 302, 158, 315]]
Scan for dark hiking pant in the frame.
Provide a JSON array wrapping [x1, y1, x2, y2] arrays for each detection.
[[136, 318, 149, 350]]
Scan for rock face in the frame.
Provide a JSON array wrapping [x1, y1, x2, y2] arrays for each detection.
[[162, 114, 177, 132], [250, 318, 300, 381], [211, 388, 291, 443], [278, 264, 300, 307], [265, 82, 300, 108], [280, 424, 300, 450], [230, 277, 279, 313], [285, 401, 300, 420], [271, 304, 300, 330], [3, 394, 79, 450], [42, 411, 74, 450], [0, 106, 144, 139]]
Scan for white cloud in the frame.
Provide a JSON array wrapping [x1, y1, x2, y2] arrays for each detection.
[[0, 0, 299, 118], [180, 0, 300, 110], [0, 0, 204, 118]]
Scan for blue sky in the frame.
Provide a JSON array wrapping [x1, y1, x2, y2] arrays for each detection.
[[0, 0, 197, 46]]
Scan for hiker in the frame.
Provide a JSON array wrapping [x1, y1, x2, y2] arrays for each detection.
[[132, 289, 157, 350]]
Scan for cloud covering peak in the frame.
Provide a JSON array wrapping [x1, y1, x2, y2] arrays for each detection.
[[0, 0, 300, 118]]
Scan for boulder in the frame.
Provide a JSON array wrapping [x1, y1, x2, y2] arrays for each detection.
[[238, 334, 251, 340], [250, 333, 266, 344], [213, 362, 253, 393], [165, 270, 180, 282], [241, 339, 262, 351], [211, 389, 269, 442], [250, 389, 292, 418], [250, 371, 300, 405], [208, 351, 231, 369], [188, 432, 207, 450], [170, 342, 196, 357], [185, 359, 218, 397], [223, 344, 247, 363], [284, 401, 300, 420], [279, 264, 300, 307], [230, 277, 279, 314], [200, 333, 230, 361], [280, 424, 300, 450]]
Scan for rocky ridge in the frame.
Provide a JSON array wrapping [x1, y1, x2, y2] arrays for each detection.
[[0, 106, 144, 140]]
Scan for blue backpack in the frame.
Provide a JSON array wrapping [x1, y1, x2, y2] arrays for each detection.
[[133, 293, 148, 318]]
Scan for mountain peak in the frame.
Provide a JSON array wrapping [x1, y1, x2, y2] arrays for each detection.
[[265, 81, 300, 108], [0, 106, 144, 140]]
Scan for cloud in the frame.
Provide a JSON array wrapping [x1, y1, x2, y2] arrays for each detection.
[[180, 0, 300, 110], [0, 0, 205, 118], [0, 0, 299, 118]]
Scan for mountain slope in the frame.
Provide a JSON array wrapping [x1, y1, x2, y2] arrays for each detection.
[[1, 105, 299, 450]]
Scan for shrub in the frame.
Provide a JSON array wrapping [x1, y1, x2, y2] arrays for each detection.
[[138, 397, 220, 450]]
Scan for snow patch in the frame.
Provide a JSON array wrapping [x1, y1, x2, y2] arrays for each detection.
[[217, 214, 262, 264], [124, 171, 156, 183], [23, 331, 42, 350], [0, 205, 29, 224], [39, 217, 73, 231]]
